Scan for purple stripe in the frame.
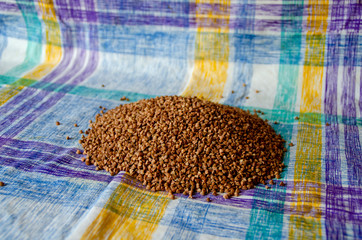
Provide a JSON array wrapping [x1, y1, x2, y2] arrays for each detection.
[[0, 135, 111, 182], [0, 155, 112, 182], [341, 5, 362, 238], [60, 2, 359, 19], [30, 46, 73, 85], [94, 1, 349, 18], [0, 136, 78, 156], [43, 40, 86, 90], [0, 2, 19, 12], [0, 145, 93, 172], [85, 0, 96, 22], [342, 34, 361, 187], [57, 25, 99, 91], [0, 136, 98, 176], [3, 2, 360, 32], [324, 1, 345, 238], [52, 5, 361, 32]]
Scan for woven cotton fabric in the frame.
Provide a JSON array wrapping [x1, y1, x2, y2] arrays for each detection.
[[0, 0, 361, 239]]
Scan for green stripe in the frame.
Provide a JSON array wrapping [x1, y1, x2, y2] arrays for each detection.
[[68, 85, 157, 102], [0, 2, 42, 86], [245, 1, 304, 239], [0, 76, 36, 87]]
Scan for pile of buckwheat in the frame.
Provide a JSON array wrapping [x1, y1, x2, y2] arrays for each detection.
[[79, 96, 286, 199]]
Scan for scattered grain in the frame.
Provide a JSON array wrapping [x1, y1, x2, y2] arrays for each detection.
[[56, 121, 60, 126], [289, 142, 294, 147], [280, 181, 286, 186], [231, 91, 235, 94], [74, 123, 78, 127], [326, 122, 330, 126], [245, 96, 249, 99], [295, 116, 299, 120], [121, 96, 127, 101], [206, 198, 211, 202], [0, 182, 5, 186], [66, 136, 70, 140], [76, 150, 82, 154]]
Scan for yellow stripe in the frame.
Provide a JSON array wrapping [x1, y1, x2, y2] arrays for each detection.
[[182, 0, 230, 102], [81, 180, 169, 240], [289, 1, 328, 239], [14, 0, 62, 83], [0, 85, 24, 106]]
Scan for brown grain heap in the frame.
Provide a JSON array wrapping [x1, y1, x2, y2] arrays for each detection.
[[80, 96, 286, 197]]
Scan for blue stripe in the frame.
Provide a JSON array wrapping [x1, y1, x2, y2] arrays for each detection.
[[1, 13, 361, 66], [160, 199, 249, 239], [14, 93, 119, 147], [0, 168, 107, 239], [0, 167, 107, 205], [225, 0, 256, 107]]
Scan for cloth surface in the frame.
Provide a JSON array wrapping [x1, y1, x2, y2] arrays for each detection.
[[0, 0, 361, 239]]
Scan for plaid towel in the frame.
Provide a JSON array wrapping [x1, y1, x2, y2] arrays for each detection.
[[0, 0, 361, 239]]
